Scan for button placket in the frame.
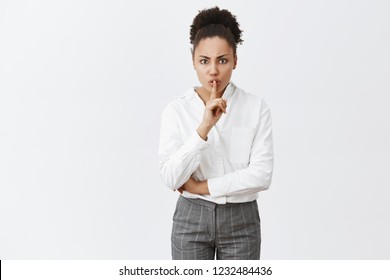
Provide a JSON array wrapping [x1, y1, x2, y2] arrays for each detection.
[[212, 126, 225, 175]]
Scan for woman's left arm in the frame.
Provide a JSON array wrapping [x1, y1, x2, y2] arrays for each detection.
[[180, 101, 273, 197]]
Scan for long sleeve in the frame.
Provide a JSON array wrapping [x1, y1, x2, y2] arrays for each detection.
[[207, 101, 273, 198], [158, 103, 208, 190]]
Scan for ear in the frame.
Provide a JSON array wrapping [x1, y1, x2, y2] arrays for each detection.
[[191, 48, 195, 69], [233, 55, 238, 69]]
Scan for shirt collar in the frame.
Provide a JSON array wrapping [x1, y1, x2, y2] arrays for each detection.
[[222, 82, 236, 100], [192, 81, 236, 102]]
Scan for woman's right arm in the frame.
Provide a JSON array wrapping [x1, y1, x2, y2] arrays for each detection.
[[158, 103, 208, 190], [159, 82, 227, 190]]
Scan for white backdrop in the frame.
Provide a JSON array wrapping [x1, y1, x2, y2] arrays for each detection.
[[1, 0, 389, 259]]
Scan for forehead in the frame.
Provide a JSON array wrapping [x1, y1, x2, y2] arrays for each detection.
[[194, 36, 234, 57]]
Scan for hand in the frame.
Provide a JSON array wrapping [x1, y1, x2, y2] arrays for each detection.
[[177, 177, 209, 195], [201, 80, 227, 127]]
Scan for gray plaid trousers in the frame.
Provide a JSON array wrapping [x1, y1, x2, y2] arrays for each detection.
[[171, 195, 261, 260]]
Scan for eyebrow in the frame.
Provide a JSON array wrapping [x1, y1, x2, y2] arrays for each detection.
[[198, 54, 229, 59]]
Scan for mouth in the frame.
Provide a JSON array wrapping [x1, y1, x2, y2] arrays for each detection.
[[208, 80, 221, 87]]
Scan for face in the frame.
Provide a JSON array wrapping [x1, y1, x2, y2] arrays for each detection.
[[193, 36, 237, 97]]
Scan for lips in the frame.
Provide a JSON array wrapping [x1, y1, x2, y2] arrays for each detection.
[[208, 80, 221, 87]]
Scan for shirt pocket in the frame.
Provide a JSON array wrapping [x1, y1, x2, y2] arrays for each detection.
[[227, 127, 256, 164]]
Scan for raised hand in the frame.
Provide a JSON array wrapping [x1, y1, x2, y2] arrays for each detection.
[[203, 80, 227, 127], [196, 81, 227, 140]]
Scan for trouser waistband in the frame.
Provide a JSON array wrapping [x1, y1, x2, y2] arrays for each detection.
[[180, 195, 256, 210]]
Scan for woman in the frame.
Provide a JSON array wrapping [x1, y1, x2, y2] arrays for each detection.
[[159, 6, 273, 260]]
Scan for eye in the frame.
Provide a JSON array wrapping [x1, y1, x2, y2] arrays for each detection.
[[200, 59, 208, 64], [219, 58, 228, 64]]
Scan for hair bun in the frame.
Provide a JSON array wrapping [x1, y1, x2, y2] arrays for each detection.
[[190, 6, 243, 45]]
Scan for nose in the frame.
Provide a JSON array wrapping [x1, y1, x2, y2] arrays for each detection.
[[209, 62, 219, 76]]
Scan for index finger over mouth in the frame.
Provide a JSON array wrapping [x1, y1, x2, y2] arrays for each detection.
[[210, 80, 217, 100]]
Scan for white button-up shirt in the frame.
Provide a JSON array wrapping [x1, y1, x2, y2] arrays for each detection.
[[159, 82, 273, 204]]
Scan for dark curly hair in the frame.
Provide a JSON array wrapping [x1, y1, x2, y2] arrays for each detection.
[[190, 6, 243, 56]]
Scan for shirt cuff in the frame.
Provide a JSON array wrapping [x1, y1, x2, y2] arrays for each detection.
[[208, 175, 229, 198], [182, 130, 208, 153]]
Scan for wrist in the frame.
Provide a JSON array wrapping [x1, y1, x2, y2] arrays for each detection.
[[197, 123, 213, 140], [201, 180, 210, 195]]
